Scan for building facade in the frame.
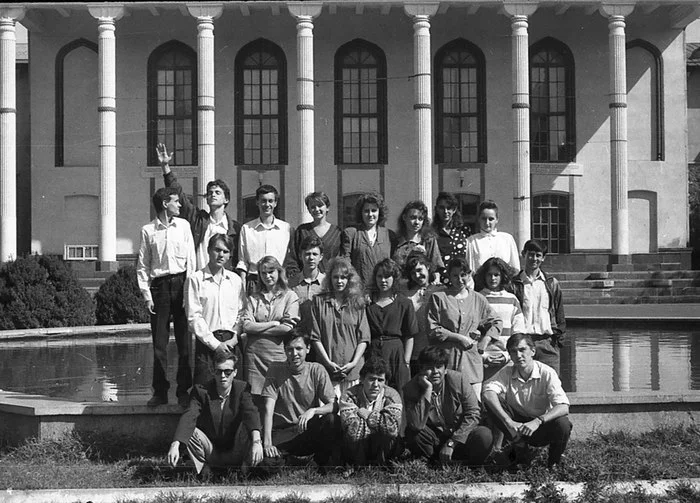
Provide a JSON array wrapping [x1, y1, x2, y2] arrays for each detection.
[[0, 1, 697, 266]]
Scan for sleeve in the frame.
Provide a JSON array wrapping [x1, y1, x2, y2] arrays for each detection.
[[451, 374, 482, 445], [234, 280, 247, 335], [285, 226, 303, 279], [401, 298, 419, 339], [506, 234, 521, 273], [340, 227, 354, 258], [185, 273, 220, 351], [315, 364, 337, 404], [545, 367, 570, 407], [482, 369, 508, 396], [365, 390, 402, 438], [388, 228, 398, 256], [309, 296, 323, 343], [511, 300, 526, 334], [478, 295, 502, 340], [465, 237, 477, 277], [356, 306, 371, 345], [426, 238, 444, 269], [242, 295, 257, 325], [239, 382, 263, 433], [136, 226, 152, 303], [426, 292, 443, 336], [279, 291, 300, 328], [184, 225, 196, 275], [550, 278, 566, 339], [173, 387, 204, 444], [403, 381, 431, 432], [236, 224, 249, 272], [163, 170, 195, 224], [338, 391, 369, 441]]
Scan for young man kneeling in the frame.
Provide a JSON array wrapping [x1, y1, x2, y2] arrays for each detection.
[[403, 346, 492, 466], [167, 353, 263, 476], [261, 330, 339, 467], [482, 333, 572, 468], [339, 357, 402, 466]]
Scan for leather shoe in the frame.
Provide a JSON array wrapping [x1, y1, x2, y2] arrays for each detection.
[[147, 394, 168, 407]]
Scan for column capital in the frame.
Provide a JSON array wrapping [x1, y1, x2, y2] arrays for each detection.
[[288, 2, 322, 20], [599, 3, 634, 18], [502, 1, 538, 17], [403, 3, 439, 18], [187, 3, 223, 21], [0, 6, 25, 21], [87, 3, 125, 21]]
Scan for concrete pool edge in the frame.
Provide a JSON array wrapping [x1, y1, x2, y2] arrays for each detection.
[[3, 479, 700, 503]]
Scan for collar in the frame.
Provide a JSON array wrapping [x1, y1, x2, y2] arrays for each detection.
[[300, 272, 325, 286], [478, 229, 498, 237], [202, 265, 234, 282], [209, 213, 229, 229], [254, 217, 280, 230], [519, 269, 546, 284], [511, 361, 541, 382], [155, 216, 179, 229]]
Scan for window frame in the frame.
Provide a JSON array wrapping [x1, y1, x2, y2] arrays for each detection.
[[529, 37, 576, 163], [531, 192, 571, 254], [334, 38, 388, 165], [434, 38, 487, 164], [146, 40, 198, 167], [234, 38, 288, 166]]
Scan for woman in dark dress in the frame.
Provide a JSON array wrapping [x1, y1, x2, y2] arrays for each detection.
[[290, 191, 342, 275], [432, 192, 472, 287]]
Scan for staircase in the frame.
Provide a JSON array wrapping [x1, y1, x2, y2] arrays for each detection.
[[546, 252, 700, 304]]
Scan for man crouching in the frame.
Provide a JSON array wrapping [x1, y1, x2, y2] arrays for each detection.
[[167, 353, 263, 476]]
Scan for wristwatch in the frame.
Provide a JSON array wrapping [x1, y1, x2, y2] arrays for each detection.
[[446, 439, 455, 448]]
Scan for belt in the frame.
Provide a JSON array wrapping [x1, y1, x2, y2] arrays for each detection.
[[152, 271, 186, 283], [530, 333, 553, 341], [212, 330, 235, 342]]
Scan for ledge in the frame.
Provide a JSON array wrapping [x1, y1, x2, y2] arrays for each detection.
[[531, 162, 582, 176]]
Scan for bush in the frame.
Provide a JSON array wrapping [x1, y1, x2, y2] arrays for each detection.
[[94, 265, 150, 325], [0, 254, 95, 329]]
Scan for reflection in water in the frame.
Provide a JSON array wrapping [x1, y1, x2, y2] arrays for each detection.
[[0, 324, 699, 402]]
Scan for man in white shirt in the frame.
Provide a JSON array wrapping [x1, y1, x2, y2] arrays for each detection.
[[482, 333, 572, 468], [236, 185, 292, 293], [185, 234, 247, 386], [137, 187, 196, 407]]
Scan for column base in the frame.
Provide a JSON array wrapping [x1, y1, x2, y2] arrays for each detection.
[[96, 261, 119, 272]]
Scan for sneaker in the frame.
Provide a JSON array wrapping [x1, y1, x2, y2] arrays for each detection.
[[147, 394, 168, 407]]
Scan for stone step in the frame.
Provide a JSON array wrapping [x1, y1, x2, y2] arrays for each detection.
[[565, 295, 700, 305], [563, 286, 700, 297], [558, 278, 699, 289], [550, 270, 700, 281]]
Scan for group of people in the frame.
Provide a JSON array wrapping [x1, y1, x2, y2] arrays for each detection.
[[136, 143, 571, 477]]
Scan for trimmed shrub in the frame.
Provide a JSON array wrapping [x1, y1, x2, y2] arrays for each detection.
[[0, 254, 96, 329], [94, 265, 150, 325]]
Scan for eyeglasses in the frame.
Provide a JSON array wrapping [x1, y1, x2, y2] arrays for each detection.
[[215, 369, 234, 377]]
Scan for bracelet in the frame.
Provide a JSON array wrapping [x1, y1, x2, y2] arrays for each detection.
[[537, 415, 546, 425]]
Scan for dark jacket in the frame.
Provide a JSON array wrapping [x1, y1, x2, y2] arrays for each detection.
[[402, 370, 481, 445], [174, 379, 261, 451], [512, 269, 566, 343], [163, 171, 242, 269]]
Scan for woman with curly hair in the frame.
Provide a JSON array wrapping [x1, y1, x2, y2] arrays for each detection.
[[310, 257, 370, 397], [432, 192, 472, 286], [341, 192, 397, 291], [242, 256, 300, 403], [393, 200, 444, 284], [366, 258, 418, 392]]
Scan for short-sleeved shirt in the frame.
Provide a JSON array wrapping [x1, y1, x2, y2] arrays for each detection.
[[482, 360, 569, 418], [261, 361, 335, 432]]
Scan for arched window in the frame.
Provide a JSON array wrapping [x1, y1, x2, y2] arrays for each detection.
[[334, 39, 388, 164], [55, 39, 98, 167], [234, 39, 288, 165], [626, 40, 664, 161], [147, 41, 197, 166], [530, 38, 576, 162], [434, 39, 486, 163], [531, 193, 570, 254]]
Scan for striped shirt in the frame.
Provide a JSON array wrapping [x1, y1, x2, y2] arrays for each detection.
[[480, 289, 526, 354]]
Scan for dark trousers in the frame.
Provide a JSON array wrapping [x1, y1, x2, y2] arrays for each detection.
[[484, 398, 572, 466], [405, 424, 493, 466], [344, 432, 400, 466], [273, 414, 341, 465], [150, 272, 191, 398], [193, 330, 242, 386], [532, 334, 561, 375]]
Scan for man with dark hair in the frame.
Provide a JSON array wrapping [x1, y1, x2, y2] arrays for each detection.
[[158, 143, 242, 271], [482, 333, 572, 468], [137, 185, 195, 407], [289, 235, 325, 336], [261, 329, 339, 467], [167, 352, 263, 476], [236, 184, 293, 293], [403, 346, 492, 466], [339, 357, 402, 466]]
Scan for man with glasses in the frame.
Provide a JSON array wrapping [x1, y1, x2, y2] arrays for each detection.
[[167, 353, 263, 478]]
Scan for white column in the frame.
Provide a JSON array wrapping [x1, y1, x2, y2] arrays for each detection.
[[188, 4, 222, 209], [89, 4, 124, 265], [289, 2, 322, 224], [601, 4, 634, 259], [503, 3, 537, 251], [0, 7, 23, 263], [405, 4, 438, 214]]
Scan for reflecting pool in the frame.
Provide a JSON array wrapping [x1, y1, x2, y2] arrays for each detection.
[[0, 321, 699, 403]]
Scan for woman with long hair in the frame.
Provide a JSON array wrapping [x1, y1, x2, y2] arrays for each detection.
[[393, 200, 443, 284], [432, 192, 472, 286], [310, 257, 370, 398]]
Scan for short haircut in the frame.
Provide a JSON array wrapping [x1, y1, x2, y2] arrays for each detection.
[[373, 258, 401, 293], [354, 192, 388, 227], [359, 357, 389, 378], [404, 251, 434, 288], [417, 346, 450, 369], [299, 235, 324, 254], [152, 187, 179, 213], [446, 257, 471, 276], [478, 200, 499, 217], [305, 191, 331, 209], [256, 255, 289, 292], [256, 184, 279, 202], [206, 179, 231, 206], [522, 239, 548, 256], [213, 351, 238, 366], [207, 233, 233, 253], [283, 328, 310, 348], [506, 333, 536, 352]]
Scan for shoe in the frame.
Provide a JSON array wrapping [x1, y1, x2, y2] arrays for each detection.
[[177, 394, 189, 408], [147, 394, 168, 407]]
